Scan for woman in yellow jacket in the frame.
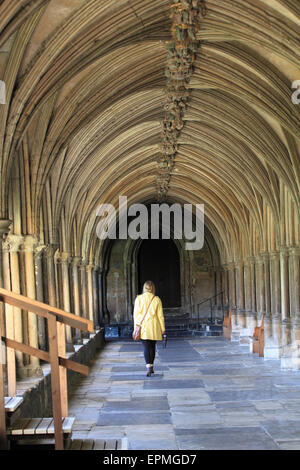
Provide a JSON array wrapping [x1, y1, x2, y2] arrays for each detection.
[[133, 280, 166, 377]]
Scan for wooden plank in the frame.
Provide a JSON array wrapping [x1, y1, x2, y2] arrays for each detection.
[[23, 418, 43, 435], [4, 397, 11, 406], [94, 439, 106, 450], [35, 418, 53, 435], [105, 439, 117, 450], [59, 358, 89, 376], [62, 417, 75, 433], [81, 439, 94, 450], [0, 288, 94, 333], [3, 337, 89, 376], [9, 418, 31, 435], [4, 396, 23, 412], [48, 314, 64, 450]]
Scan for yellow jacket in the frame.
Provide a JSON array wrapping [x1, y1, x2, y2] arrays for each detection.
[[133, 292, 165, 341]]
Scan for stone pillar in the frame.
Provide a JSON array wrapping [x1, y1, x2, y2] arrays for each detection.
[[228, 261, 239, 341], [289, 247, 300, 345], [22, 235, 43, 376], [60, 252, 74, 352], [5, 234, 26, 377], [0, 220, 11, 288], [255, 254, 265, 320], [222, 265, 229, 308], [93, 265, 100, 329], [236, 261, 247, 338], [102, 267, 110, 324], [249, 256, 257, 318], [244, 258, 254, 333], [265, 251, 282, 359], [98, 268, 104, 327], [86, 264, 94, 324], [71, 256, 82, 344], [282, 247, 300, 369], [34, 244, 47, 350], [280, 247, 290, 348], [261, 252, 272, 358], [45, 245, 58, 307], [79, 261, 89, 337]]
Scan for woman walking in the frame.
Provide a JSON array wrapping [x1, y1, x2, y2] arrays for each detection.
[[133, 280, 166, 377]]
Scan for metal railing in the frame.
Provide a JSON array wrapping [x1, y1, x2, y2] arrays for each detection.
[[190, 291, 225, 330]]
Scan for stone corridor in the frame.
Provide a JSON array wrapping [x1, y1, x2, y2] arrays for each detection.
[[68, 337, 300, 450]]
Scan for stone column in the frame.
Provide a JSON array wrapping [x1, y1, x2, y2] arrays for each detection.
[[79, 261, 89, 337], [282, 247, 300, 369], [255, 254, 265, 320], [244, 258, 254, 334], [222, 265, 229, 308], [34, 244, 47, 350], [228, 261, 239, 341], [236, 261, 246, 336], [0, 221, 12, 332], [261, 252, 272, 357], [265, 251, 282, 359], [289, 247, 300, 342], [102, 267, 110, 324], [98, 268, 104, 327], [249, 256, 257, 318], [60, 252, 74, 351], [215, 269, 223, 320], [280, 246, 290, 348], [5, 234, 26, 377], [93, 265, 100, 329], [0, 220, 12, 288], [45, 245, 58, 307], [22, 235, 43, 376], [71, 256, 82, 344], [86, 264, 95, 324]]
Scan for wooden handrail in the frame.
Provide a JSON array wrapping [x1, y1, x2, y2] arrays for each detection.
[[0, 287, 94, 333], [0, 288, 95, 450]]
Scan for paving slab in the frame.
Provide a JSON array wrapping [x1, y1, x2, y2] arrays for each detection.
[[175, 426, 279, 450], [68, 337, 300, 450]]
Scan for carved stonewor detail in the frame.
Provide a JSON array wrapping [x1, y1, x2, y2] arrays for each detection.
[[156, 0, 206, 202]]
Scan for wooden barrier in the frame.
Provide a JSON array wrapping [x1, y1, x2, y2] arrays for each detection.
[[0, 287, 94, 450], [251, 314, 264, 357]]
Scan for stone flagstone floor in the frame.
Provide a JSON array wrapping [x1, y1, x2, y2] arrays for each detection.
[[68, 336, 300, 450]]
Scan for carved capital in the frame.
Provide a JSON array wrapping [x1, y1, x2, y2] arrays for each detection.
[[5, 234, 24, 253]]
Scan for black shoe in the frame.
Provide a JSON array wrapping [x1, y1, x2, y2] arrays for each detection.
[[150, 366, 154, 375], [146, 369, 151, 377]]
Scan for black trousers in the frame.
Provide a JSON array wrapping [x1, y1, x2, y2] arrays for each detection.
[[140, 339, 157, 365]]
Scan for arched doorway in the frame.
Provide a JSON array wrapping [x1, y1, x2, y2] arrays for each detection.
[[138, 239, 181, 308]]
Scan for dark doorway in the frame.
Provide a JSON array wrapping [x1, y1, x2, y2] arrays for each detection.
[[138, 239, 181, 308]]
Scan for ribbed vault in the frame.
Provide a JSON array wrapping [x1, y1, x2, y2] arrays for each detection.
[[0, 0, 300, 363]]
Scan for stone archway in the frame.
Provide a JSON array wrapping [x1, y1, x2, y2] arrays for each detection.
[[137, 238, 181, 308]]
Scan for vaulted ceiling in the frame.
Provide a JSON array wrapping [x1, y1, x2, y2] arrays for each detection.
[[0, 0, 299, 264]]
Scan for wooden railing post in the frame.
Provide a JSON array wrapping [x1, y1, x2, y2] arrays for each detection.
[[57, 322, 68, 418], [47, 314, 64, 450]]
